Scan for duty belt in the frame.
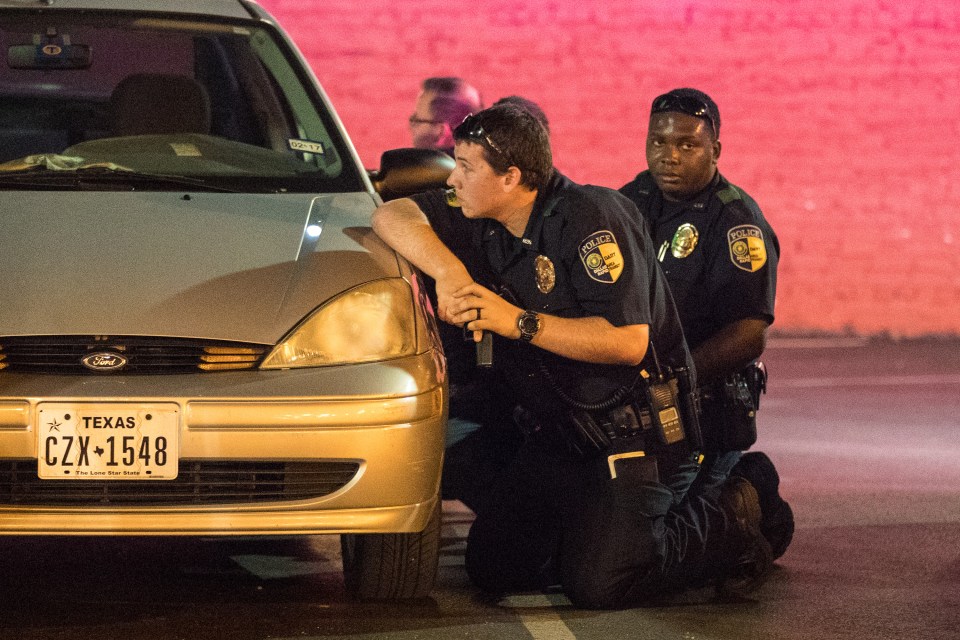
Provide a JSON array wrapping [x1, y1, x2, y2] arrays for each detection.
[[513, 398, 686, 459], [513, 366, 701, 458]]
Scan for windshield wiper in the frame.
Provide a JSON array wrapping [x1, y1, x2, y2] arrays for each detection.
[[0, 155, 239, 192], [66, 165, 240, 192]]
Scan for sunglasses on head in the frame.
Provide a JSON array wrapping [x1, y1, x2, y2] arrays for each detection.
[[650, 94, 717, 138], [456, 114, 507, 158]]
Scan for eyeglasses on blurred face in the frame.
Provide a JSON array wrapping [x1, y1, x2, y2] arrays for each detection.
[[408, 115, 445, 127]]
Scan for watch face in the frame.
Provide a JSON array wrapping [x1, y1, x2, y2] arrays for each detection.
[[519, 312, 540, 339]]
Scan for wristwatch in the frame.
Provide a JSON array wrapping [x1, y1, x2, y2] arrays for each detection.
[[517, 310, 542, 342]]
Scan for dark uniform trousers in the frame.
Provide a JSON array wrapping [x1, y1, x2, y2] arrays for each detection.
[[465, 436, 735, 609]]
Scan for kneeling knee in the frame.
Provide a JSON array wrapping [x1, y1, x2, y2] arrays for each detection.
[[563, 573, 629, 610]]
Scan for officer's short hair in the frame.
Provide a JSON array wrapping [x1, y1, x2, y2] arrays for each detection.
[[454, 105, 553, 192], [493, 95, 550, 135], [651, 88, 721, 140], [422, 76, 466, 95], [421, 76, 482, 110]]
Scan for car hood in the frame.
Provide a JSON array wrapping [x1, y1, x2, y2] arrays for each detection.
[[0, 191, 400, 344]]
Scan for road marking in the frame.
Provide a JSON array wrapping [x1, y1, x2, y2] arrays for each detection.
[[230, 554, 331, 578], [768, 337, 868, 349], [498, 593, 576, 640], [438, 553, 465, 567], [777, 374, 960, 388]]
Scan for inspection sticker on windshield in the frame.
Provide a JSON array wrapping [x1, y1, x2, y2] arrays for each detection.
[[37, 403, 179, 480], [289, 139, 326, 154], [170, 143, 202, 157]]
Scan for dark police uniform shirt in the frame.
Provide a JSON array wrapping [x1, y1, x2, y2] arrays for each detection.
[[411, 172, 691, 422], [619, 171, 779, 352]]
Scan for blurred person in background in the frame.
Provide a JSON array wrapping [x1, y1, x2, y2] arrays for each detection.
[[409, 76, 483, 155]]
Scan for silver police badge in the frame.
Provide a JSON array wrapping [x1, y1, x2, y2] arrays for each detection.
[[671, 223, 699, 258], [535, 255, 555, 293]]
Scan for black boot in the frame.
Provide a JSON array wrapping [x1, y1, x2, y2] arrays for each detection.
[[731, 451, 795, 559], [714, 476, 774, 597]]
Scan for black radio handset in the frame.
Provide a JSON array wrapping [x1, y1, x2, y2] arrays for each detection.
[[476, 331, 493, 367], [473, 280, 517, 369], [645, 342, 686, 445]]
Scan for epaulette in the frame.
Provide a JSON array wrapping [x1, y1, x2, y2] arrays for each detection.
[[715, 184, 742, 205]]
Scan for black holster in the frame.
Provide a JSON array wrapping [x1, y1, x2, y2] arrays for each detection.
[[698, 361, 767, 452]]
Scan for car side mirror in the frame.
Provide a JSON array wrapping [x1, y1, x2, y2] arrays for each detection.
[[369, 148, 454, 201]]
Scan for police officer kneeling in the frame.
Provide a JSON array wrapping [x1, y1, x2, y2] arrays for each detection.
[[372, 104, 772, 608]]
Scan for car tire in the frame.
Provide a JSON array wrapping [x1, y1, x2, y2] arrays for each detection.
[[340, 498, 441, 600]]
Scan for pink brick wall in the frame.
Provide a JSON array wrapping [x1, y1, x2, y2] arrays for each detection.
[[258, 0, 960, 337]]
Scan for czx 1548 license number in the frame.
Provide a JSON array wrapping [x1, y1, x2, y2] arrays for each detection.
[[37, 403, 179, 480]]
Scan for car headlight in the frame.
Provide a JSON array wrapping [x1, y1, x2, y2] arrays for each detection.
[[261, 278, 418, 369]]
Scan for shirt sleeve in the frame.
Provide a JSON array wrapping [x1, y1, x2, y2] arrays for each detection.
[[560, 188, 653, 328], [704, 200, 779, 327], [409, 188, 489, 280], [409, 189, 459, 247]]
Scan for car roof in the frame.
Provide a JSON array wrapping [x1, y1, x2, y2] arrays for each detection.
[[0, 0, 256, 20]]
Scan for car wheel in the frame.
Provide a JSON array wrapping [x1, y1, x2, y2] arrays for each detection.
[[340, 498, 441, 600]]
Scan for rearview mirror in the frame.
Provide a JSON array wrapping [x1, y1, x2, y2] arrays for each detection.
[[8, 42, 92, 70]]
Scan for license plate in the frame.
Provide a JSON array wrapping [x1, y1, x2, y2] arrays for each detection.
[[37, 403, 179, 480]]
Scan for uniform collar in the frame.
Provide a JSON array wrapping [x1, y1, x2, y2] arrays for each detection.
[[516, 170, 566, 253], [480, 170, 564, 268], [649, 171, 723, 223]]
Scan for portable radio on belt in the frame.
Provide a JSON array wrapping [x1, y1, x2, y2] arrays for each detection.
[[516, 280, 703, 459], [646, 376, 685, 445], [644, 341, 687, 446]]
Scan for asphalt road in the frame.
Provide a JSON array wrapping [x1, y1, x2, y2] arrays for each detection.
[[1, 337, 958, 640]]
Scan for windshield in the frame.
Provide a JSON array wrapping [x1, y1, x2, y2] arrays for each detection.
[[0, 11, 365, 193]]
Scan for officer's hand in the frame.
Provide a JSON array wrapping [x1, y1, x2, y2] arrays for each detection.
[[434, 264, 475, 326], [449, 283, 522, 342]]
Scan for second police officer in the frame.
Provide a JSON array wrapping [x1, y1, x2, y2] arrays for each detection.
[[620, 88, 794, 560]]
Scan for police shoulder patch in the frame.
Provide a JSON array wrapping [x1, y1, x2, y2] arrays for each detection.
[[579, 229, 624, 283], [727, 224, 767, 272]]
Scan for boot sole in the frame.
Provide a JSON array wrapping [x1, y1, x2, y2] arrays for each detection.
[[716, 479, 774, 597], [733, 452, 795, 560]]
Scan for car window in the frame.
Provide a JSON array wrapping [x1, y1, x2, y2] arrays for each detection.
[[0, 12, 364, 193]]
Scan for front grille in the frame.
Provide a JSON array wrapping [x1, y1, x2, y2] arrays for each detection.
[[0, 336, 269, 375], [0, 460, 360, 506]]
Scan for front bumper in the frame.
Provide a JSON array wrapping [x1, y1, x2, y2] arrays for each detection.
[[0, 351, 446, 536]]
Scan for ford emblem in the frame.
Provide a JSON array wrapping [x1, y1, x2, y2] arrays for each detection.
[[81, 352, 128, 372]]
